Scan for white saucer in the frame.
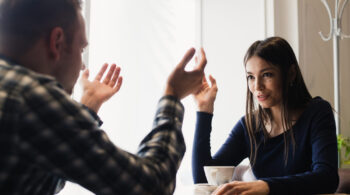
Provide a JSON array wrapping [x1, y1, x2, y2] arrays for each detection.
[[193, 183, 217, 195]]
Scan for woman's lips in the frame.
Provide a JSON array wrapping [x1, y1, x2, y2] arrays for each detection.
[[257, 94, 268, 101]]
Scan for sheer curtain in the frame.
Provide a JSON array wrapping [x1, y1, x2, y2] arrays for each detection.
[[60, 0, 264, 194]]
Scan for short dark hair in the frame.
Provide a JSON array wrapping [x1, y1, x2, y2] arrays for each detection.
[[0, 0, 82, 55]]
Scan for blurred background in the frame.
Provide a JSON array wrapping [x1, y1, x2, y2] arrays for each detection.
[[61, 0, 350, 194]]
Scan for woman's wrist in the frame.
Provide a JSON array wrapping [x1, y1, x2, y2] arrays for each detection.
[[197, 103, 214, 113]]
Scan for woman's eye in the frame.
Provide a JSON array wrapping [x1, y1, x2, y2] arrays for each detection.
[[247, 75, 254, 80], [263, 72, 273, 77]]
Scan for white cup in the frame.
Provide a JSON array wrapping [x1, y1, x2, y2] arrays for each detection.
[[203, 166, 235, 186]]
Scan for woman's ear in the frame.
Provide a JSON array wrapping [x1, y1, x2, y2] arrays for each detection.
[[48, 27, 65, 61]]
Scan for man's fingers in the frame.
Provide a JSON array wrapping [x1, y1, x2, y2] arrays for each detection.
[[95, 63, 108, 81], [103, 64, 116, 84], [208, 74, 217, 87], [197, 47, 207, 71], [177, 47, 196, 70], [109, 66, 121, 87], [113, 76, 123, 93]]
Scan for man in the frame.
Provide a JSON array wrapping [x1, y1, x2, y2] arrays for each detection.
[[0, 0, 207, 194]]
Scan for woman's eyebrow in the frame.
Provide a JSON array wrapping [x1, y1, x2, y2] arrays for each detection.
[[246, 67, 275, 74]]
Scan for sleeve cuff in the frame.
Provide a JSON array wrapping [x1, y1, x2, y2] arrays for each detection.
[[82, 104, 103, 126], [153, 95, 185, 131]]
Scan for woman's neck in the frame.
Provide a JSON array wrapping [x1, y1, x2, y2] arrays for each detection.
[[266, 106, 304, 137]]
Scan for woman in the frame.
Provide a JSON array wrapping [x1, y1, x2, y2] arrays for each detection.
[[192, 37, 339, 195]]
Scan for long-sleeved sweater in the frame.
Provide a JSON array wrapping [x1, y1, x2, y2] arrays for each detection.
[[192, 97, 339, 195]]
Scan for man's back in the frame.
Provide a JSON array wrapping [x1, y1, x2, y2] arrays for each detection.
[[0, 0, 207, 193], [0, 57, 189, 195], [0, 59, 65, 194]]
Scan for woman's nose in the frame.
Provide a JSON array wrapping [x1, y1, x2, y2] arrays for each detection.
[[255, 78, 264, 90]]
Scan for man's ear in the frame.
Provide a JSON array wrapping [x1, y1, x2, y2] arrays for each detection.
[[48, 27, 65, 61]]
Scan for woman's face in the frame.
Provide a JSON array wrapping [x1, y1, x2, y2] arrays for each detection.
[[246, 56, 283, 111]]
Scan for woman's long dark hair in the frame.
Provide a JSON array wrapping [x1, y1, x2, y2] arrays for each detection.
[[243, 37, 312, 166]]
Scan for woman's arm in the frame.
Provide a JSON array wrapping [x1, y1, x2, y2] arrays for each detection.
[[192, 115, 249, 183]]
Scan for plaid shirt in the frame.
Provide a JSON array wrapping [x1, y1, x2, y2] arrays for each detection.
[[0, 57, 186, 195]]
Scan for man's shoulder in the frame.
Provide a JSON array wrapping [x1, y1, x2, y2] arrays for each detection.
[[0, 62, 58, 93]]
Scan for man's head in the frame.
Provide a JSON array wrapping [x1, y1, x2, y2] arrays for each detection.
[[0, 0, 87, 94]]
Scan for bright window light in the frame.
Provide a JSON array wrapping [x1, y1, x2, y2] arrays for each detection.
[[61, 0, 264, 194]]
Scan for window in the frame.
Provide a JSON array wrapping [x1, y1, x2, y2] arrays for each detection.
[[60, 0, 265, 194]]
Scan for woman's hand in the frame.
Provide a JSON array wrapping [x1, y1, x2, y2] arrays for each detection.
[[212, 180, 270, 195], [80, 63, 123, 113], [192, 74, 218, 114]]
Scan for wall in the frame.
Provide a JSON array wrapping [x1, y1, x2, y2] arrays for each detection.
[[200, 0, 265, 154], [272, 0, 350, 138], [273, 0, 300, 58], [298, 0, 350, 137]]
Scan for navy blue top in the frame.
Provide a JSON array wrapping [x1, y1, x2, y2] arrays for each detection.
[[192, 97, 339, 194]]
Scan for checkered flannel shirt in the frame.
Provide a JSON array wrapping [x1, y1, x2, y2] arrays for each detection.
[[0, 56, 186, 195]]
